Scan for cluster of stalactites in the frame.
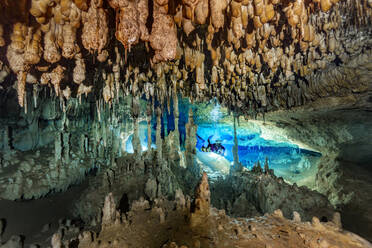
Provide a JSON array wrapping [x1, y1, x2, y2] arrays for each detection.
[[1, 0, 371, 113]]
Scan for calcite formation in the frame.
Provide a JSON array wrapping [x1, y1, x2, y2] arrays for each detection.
[[47, 175, 372, 248], [81, 0, 109, 56], [190, 172, 210, 227], [108, 0, 149, 50], [150, 0, 178, 63], [0, 0, 369, 120]]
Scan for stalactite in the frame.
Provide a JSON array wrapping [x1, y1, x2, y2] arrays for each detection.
[[132, 95, 142, 155], [156, 106, 163, 162], [63, 132, 70, 164], [2, 126, 11, 151], [172, 81, 180, 144], [232, 114, 242, 172], [185, 108, 197, 167], [55, 131, 62, 163], [163, 108, 168, 137], [147, 103, 153, 152], [80, 133, 85, 154]]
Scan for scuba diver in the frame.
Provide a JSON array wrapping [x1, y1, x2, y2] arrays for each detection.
[[198, 134, 226, 155]]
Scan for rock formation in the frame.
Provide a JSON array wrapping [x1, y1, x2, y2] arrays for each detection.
[[48, 174, 372, 248]]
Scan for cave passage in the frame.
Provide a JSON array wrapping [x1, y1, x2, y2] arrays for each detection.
[[124, 100, 321, 186]]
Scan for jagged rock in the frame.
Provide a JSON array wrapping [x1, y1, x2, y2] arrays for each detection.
[[190, 172, 210, 227], [102, 193, 117, 227], [145, 177, 157, 200], [0, 236, 22, 248]]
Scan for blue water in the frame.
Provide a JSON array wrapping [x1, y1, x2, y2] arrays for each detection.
[[124, 99, 321, 184], [195, 123, 321, 173]]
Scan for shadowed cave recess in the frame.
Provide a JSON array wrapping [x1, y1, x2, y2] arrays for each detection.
[[0, 0, 372, 247]]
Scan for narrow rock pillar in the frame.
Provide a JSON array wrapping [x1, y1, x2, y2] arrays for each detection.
[[131, 95, 141, 155], [63, 132, 70, 164], [147, 103, 152, 152], [156, 107, 163, 162], [55, 131, 62, 163]]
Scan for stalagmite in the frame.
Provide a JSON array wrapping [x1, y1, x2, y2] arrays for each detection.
[[190, 172, 210, 227], [102, 193, 118, 227]]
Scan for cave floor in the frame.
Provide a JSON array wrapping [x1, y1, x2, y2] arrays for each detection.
[[0, 178, 88, 247], [340, 160, 372, 243]]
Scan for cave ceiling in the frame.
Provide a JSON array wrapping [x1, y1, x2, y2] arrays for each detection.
[[0, 0, 371, 117]]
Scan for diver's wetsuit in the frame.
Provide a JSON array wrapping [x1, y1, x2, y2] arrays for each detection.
[[203, 138, 225, 154]]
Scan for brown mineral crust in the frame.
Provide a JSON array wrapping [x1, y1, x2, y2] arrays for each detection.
[[150, 13, 178, 63], [81, 1, 109, 53], [73, 53, 86, 85], [24, 29, 43, 65], [17, 71, 27, 107], [183, 0, 200, 21], [108, 0, 129, 9], [62, 24, 78, 59], [74, 0, 90, 11], [40, 65, 66, 96], [182, 18, 195, 36], [210, 0, 228, 31], [43, 21, 62, 64], [154, 0, 169, 14], [138, 0, 150, 41], [0, 24, 5, 47], [194, 0, 209, 25], [116, 7, 140, 50]]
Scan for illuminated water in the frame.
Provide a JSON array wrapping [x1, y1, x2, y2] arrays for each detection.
[[125, 100, 321, 187]]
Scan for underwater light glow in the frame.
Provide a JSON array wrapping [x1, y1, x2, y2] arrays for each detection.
[[195, 122, 321, 184], [210, 104, 222, 123]]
